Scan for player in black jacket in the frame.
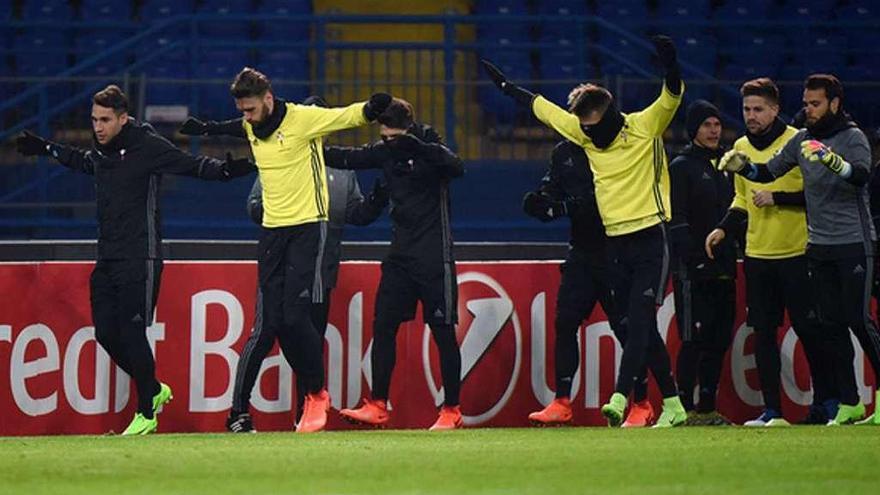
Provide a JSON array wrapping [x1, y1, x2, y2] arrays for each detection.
[[324, 98, 466, 430], [523, 140, 653, 427], [668, 100, 736, 425], [14, 85, 254, 435]]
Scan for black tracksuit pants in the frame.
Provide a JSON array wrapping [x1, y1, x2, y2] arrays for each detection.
[[607, 224, 678, 399], [744, 255, 836, 412], [673, 276, 735, 412], [555, 247, 648, 401], [807, 244, 880, 406], [230, 286, 330, 421], [90, 259, 163, 418], [255, 223, 327, 398]]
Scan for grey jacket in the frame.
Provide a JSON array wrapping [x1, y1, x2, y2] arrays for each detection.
[[247, 168, 386, 288], [768, 127, 875, 247]]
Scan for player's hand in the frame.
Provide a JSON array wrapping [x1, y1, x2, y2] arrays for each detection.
[[15, 130, 52, 156], [801, 139, 846, 174], [368, 177, 390, 206], [718, 149, 749, 172], [650, 35, 678, 71], [364, 93, 392, 121], [523, 191, 567, 222], [179, 117, 209, 136], [221, 152, 256, 180], [481, 59, 509, 92], [752, 190, 775, 208], [705, 228, 726, 260]]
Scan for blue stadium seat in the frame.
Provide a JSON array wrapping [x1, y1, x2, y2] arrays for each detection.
[[196, 50, 252, 119], [836, 1, 876, 20], [677, 34, 718, 76], [792, 35, 846, 73], [654, 0, 711, 19], [536, 0, 589, 16], [259, 52, 310, 103], [0, 2, 13, 20], [138, 0, 195, 22], [726, 35, 786, 70], [197, 1, 253, 40], [777, 64, 808, 115], [79, 0, 134, 21], [143, 62, 190, 106], [595, 0, 648, 25], [21, 0, 75, 20], [13, 32, 69, 72], [74, 31, 130, 70], [135, 36, 188, 67], [257, 0, 312, 43], [595, 33, 651, 70], [475, 0, 533, 52]]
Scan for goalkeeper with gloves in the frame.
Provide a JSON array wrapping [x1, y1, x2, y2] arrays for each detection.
[[715, 74, 880, 426], [483, 35, 688, 427]]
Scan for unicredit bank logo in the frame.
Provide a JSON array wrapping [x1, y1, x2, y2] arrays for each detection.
[[422, 271, 522, 425]]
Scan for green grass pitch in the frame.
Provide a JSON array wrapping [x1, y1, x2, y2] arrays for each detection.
[[1, 427, 877, 494]]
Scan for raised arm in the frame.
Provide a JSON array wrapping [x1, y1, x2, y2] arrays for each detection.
[[15, 131, 97, 174]]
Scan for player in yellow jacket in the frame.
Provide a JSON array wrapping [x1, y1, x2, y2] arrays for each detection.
[[482, 35, 687, 427], [181, 68, 391, 433], [705, 78, 836, 426]]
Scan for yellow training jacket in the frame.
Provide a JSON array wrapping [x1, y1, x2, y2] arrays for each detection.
[[731, 126, 807, 259], [244, 101, 367, 228], [532, 83, 683, 236]]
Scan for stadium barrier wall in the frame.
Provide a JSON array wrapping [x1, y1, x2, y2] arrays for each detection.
[[0, 259, 876, 435]]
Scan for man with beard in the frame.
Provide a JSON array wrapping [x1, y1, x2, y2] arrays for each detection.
[[482, 35, 688, 427], [15, 85, 255, 435], [185, 96, 390, 433], [323, 98, 465, 430], [180, 68, 391, 432], [669, 100, 735, 425], [717, 74, 878, 425]]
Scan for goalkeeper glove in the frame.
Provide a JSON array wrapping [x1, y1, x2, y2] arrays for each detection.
[[801, 139, 851, 176], [717, 149, 750, 173]]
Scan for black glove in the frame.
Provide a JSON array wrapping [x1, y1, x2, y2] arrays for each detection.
[[368, 177, 390, 206], [391, 157, 415, 176], [522, 191, 568, 222], [179, 117, 209, 136], [16, 131, 52, 156], [363, 93, 392, 121], [221, 152, 256, 181], [480, 59, 536, 107], [651, 35, 678, 71]]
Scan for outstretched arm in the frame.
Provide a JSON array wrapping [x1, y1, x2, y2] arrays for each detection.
[[323, 143, 383, 171], [16, 131, 97, 174], [179, 117, 247, 139], [150, 133, 255, 180]]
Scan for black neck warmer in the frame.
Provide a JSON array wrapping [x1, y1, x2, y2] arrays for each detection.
[[252, 98, 287, 140], [746, 116, 786, 151], [806, 109, 855, 140], [581, 103, 625, 149]]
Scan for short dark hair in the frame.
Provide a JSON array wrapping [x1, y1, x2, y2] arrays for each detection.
[[377, 98, 414, 129], [93, 85, 128, 114], [567, 84, 613, 118], [804, 73, 844, 103], [230, 67, 272, 99], [740, 78, 779, 105]]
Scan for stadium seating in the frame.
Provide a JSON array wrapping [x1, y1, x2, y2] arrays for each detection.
[[79, 0, 134, 21]]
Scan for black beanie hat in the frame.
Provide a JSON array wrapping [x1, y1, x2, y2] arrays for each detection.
[[686, 99, 721, 140]]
